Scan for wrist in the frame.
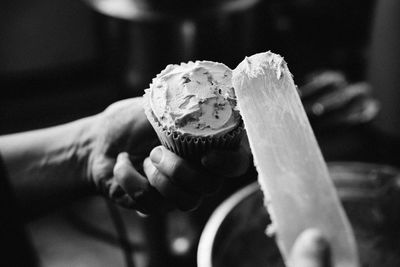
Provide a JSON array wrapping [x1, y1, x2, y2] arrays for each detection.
[[69, 114, 101, 196]]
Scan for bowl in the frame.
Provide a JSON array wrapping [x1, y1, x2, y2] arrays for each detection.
[[198, 162, 400, 267]]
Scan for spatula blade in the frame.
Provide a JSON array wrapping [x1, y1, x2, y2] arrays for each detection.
[[233, 52, 359, 267]]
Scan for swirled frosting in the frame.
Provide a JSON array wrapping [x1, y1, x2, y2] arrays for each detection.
[[145, 61, 241, 136]]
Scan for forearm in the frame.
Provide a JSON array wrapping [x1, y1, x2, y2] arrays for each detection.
[[0, 116, 98, 220]]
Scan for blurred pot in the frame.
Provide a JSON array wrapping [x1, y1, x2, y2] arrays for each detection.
[[198, 162, 400, 267], [83, 0, 261, 96]]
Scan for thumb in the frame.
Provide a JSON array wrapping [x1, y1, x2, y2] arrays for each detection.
[[289, 229, 331, 267]]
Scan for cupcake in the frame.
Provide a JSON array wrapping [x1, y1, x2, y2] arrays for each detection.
[[143, 61, 244, 160]]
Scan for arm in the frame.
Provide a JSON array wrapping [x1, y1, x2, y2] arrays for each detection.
[[0, 97, 250, 220], [0, 116, 97, 219]]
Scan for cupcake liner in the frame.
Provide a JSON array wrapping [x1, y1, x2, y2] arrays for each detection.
[[144, 99, 244, 161]]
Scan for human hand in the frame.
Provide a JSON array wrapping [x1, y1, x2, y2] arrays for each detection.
[[299, 71, 379, 131], [289, 229, 331, 267], [87, 97, 250, 214]]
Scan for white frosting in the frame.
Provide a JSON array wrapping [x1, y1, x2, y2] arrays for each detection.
[[235, 51, 286, 80], [145, 61, 240, 136]]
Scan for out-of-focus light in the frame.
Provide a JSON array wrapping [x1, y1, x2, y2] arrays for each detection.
[[181, 20, 196, 59], [171, 236, 190, 255]]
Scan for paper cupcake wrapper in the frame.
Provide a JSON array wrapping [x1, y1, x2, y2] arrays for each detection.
[[144, 103, 244, 161]]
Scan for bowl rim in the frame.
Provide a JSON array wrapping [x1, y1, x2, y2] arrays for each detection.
[[197, 182, 260, 267], [197, 161, 400, 267]]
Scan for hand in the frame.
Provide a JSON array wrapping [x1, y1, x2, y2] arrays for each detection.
[[289, 229, 331, 267], [299, 71, 379, 131], [87, 97, 250, 213]]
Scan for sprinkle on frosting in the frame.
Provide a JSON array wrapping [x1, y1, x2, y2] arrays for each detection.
[[145, 61, 240, 136]]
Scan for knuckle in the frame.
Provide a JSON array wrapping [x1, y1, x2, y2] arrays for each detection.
[[113, 166, 125, 180], [164, 156, 189, 185], [167, 158, 180, 177], [114, 161, 130, 179], [165, 154, 183, 176], [148, 167, 164, 187]]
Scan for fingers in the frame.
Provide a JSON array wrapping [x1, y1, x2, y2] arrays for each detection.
[[289, 229, 331, 267], [304, 82, 372, 118], [114, 153, 149, 196], [114, 143, 250, 213], [201, 144, 250, 178], [149, 146, 223, 194], [113, 152, 172, 213], [143, 156, 202, 211], [299, 71, 347, 99], [143, 144, 249, 211]]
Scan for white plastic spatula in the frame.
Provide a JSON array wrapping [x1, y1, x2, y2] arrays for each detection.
[[232, 52, 359, 267]]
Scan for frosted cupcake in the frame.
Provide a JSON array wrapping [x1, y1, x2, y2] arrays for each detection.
[[143, 61, 244, 160]]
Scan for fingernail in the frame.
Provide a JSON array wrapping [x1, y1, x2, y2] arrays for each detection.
[[302, 229, 327, 248], [150, 146, 163, 164], [298, 229, 329, 257], [114, 153, 129, 172], [290, 229, 331, 267], [118, 152, 129, 161]]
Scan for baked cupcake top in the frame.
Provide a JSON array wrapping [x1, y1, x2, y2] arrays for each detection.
[[144, 61, 241, 137]]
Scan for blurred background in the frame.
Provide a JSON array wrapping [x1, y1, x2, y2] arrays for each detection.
[[1, 0, 399, 266], [0, 0, 376, 134]]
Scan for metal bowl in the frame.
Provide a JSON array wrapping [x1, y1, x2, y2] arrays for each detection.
[[198, 162, 400, 267]]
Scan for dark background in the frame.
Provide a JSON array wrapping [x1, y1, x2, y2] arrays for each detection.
[[0, 0, 375, 134]]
